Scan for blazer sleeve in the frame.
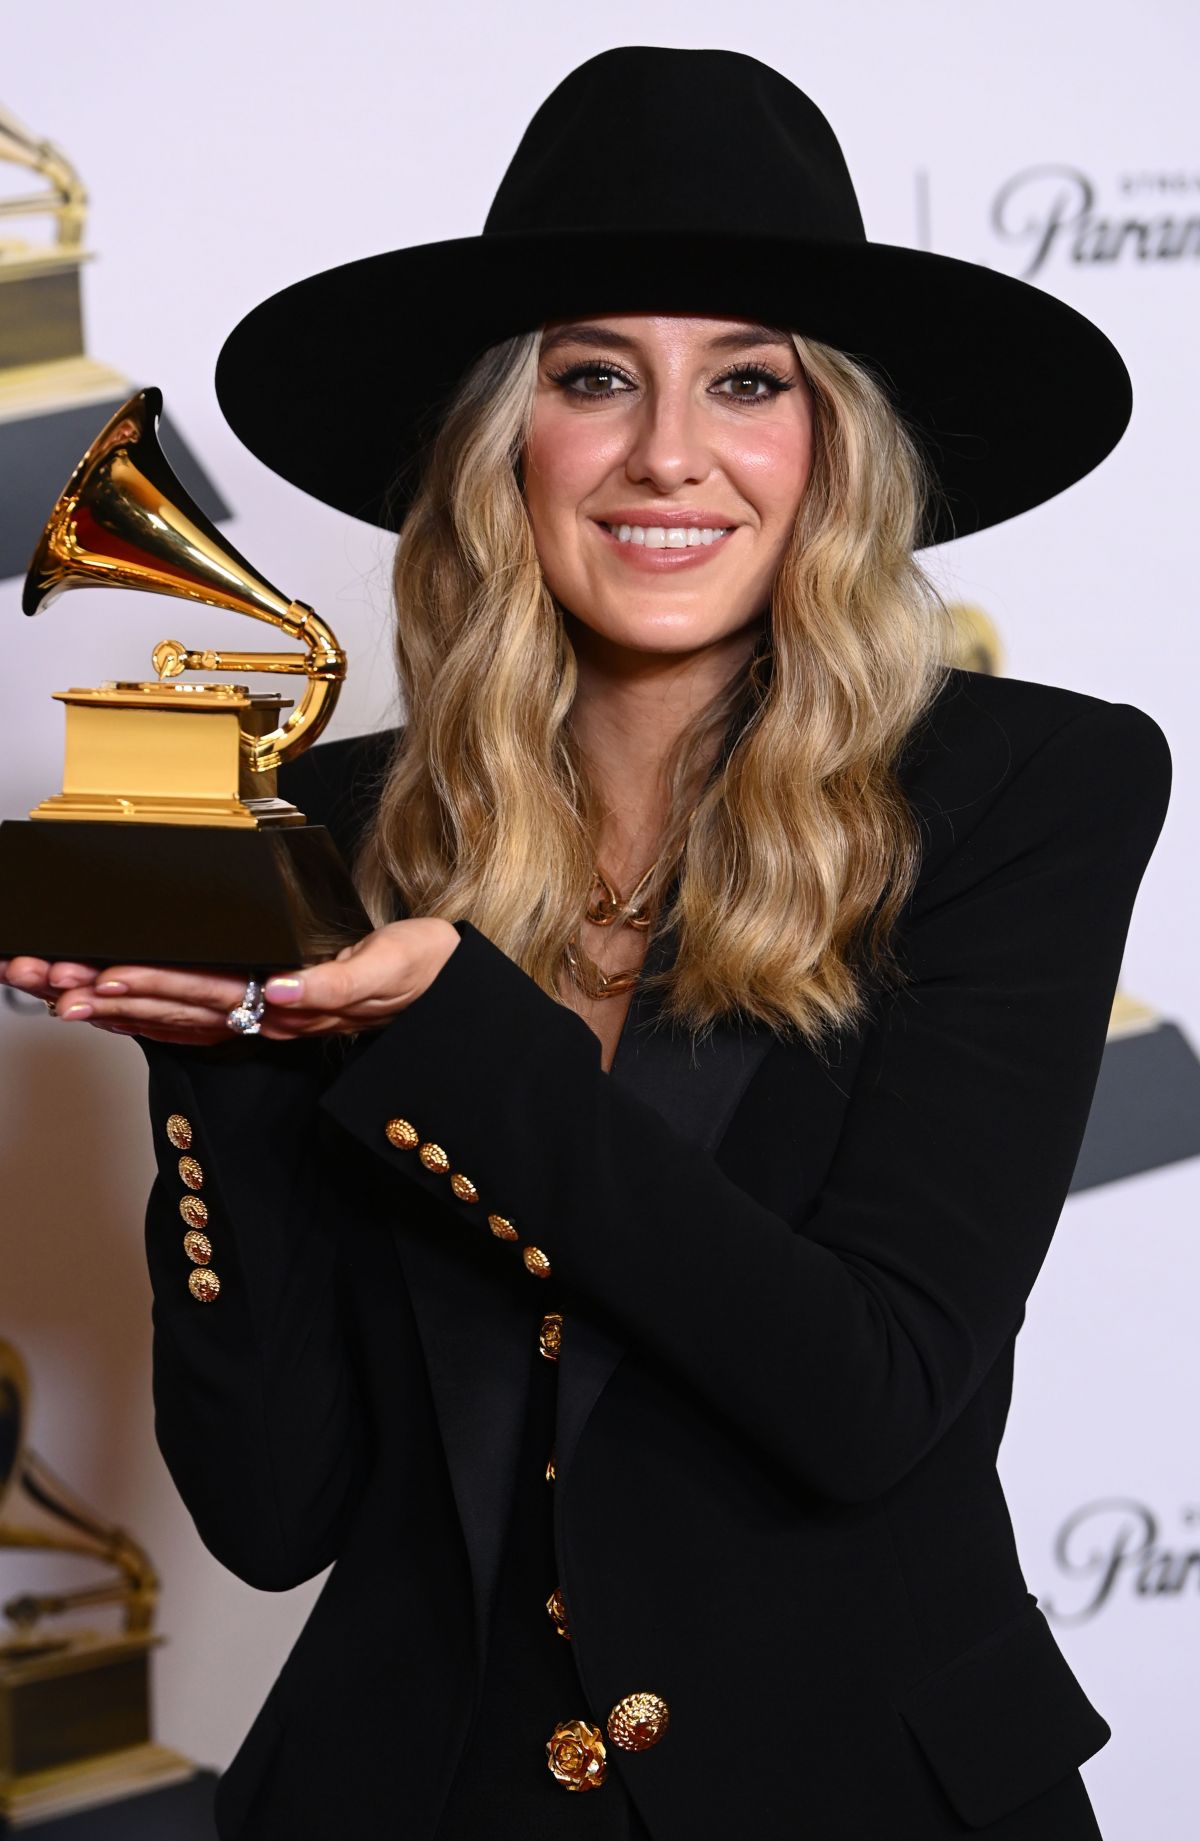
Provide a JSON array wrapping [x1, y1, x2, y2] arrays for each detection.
[[138, 1029, 372, 1589], [319, 699, 1172, 1504]]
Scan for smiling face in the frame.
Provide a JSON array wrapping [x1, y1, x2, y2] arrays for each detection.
[[521, 314, 815, 664]]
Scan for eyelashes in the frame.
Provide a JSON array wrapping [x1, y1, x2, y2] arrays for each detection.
[[545, 356, 797, 406]]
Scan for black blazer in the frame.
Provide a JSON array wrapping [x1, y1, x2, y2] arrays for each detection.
[[137, 666, 1171, 1840]]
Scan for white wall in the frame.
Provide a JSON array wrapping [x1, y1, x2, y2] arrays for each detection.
[[2, 2, 1196, 1828]]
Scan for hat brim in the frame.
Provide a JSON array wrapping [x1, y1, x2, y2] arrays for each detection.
[[214, 228, 1131, 549]]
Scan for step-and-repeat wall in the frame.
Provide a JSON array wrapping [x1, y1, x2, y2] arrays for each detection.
[[2, 3, 1196, 1830]]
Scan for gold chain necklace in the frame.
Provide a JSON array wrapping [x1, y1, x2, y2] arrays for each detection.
[[563, 796, 706, 1001], [562, 858, 660, 1000]]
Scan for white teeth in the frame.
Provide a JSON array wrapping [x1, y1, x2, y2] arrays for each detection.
[[607, 523, 730, 547]]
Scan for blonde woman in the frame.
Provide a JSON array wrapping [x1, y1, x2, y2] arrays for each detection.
[[2, 47, 1170, 1841]]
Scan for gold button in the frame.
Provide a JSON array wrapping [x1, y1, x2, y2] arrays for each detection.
[[546, 1586, 571, 1639], [165, 1113, 193, 1150], [488, 1213, 518, 1242], [183, 1229, 212, 1265], [179, 1194, 208, 1231], [418, 1142, 450, 1174], [178, 1155, 204, 1191], [522, 1246, 552, 1278], [449, 1173, 479, 1203], [606, 1692, 670, 1752], [545, 1447, 556, 1484], [188, 1267, 221, 1303], [385, 1118, 419, 1150], [546, 1719, 606, 1792], [539, 1312, 563, 1361]]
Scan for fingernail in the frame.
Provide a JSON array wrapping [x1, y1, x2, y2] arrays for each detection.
[[265, 976, 304, 1003], [61, 1003, 93, 1020], [95, 980, 128, 994]]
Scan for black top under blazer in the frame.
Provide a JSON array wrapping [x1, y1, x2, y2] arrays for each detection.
[[136, 666, 1172, 1840]]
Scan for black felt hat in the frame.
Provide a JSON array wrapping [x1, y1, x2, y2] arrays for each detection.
[[214, 46, 1131, 548]]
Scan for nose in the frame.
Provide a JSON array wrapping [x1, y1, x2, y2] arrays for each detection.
[[622, 378, 712, 495]]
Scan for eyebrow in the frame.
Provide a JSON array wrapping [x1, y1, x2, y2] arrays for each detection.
[[539, 322, 796, 357]]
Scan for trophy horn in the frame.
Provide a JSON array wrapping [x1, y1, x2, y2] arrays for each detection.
[[22, 388, 346, 773]]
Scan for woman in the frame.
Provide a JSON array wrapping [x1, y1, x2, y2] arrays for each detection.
[[2, 47, 1171, 1841]]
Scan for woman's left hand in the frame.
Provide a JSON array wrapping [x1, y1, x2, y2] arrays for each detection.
[[5, 919, 462, 1046]]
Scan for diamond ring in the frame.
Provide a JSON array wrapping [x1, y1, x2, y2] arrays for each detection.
[[226, 978, 265, 1035]]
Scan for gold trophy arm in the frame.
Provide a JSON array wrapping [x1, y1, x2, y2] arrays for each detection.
[[151, 602, 347, 774], [0, 1448, 159, 1636], [0, 102, 88, 249]]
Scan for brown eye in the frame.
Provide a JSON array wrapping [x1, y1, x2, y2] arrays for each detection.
[[547, 361, 634, 400]]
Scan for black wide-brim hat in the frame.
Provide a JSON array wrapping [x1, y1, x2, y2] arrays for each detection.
[[215, 46, 1131, 549]]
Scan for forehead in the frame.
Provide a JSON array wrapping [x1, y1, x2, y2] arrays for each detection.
[[539, 314, 795, 355]]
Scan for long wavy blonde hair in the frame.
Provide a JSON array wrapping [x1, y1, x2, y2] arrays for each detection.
[[357, 327, 955, 1046]]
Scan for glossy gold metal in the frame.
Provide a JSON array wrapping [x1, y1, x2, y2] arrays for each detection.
[[545, 1447, 557, 1484], [187, 1268, 220, 1303], [449, 1173, 479, 1203], [488, 1214, 518, 1242], [182, 1230, 212, 1266], [539, 1313, 563, 1361], [177, 1155, 203, 1192], [545, 1586, 571, 1639], [22, 388, 348, 821], [417, 1142, 450, 1174], [546, 1719, 606, 1791], [384, 1118, 419, 1151], [606, 1691, 670, 1752], [164, 1113, 192, 1150], [522, 1246, 552, 1279], [178, 1194, 208, 1231]]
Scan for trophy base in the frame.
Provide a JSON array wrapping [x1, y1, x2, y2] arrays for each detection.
[[0, 1631, 195, 1828], [0, 1741, 197, 1829], [0, 819, 372, 970]]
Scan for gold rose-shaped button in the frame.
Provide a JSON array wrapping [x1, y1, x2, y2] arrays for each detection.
[[488, 1214, 518, 1242], [182, 1229, 212, 1265], [606, 1691, 670, 1752], [187, 1268, 221, 1303], [418, 1142, 450, 1173], [538, 1312, 563, 1361], [178, 1155, 204, 1191], [546, 1719, 606, 1791], [545, 1585, 571, 1639], [522, 1246, 552, 1278], [384, 1118, 419, 1150], [165, 1113, 193, 1150], [179, 1194, 208, 1231], [450, 1173, 479, 1203]]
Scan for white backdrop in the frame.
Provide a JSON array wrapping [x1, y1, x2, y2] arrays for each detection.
[[2, 2, 1196, 1831]]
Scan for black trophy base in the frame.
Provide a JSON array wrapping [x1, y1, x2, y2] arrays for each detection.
[[1070, 1020, 1200, 1192], [0, 820, 372, 971]]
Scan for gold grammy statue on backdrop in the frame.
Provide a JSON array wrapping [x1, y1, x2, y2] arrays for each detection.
[[0, 387, 371, 967], [0, 1341, 194, 1823]]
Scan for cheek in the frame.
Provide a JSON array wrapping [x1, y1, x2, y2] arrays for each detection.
[[723, 413, 814, 529], [523, 412, 623, 536]]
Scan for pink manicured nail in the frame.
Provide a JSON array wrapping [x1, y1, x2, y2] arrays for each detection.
[[95, 980, 128, 994], [264, 976, 304, 1003], [61, 1003, 93, 1019]]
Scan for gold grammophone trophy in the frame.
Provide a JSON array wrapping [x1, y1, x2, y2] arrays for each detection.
[[0, 387, 370, 967], [0, 1340, 195, 1823]]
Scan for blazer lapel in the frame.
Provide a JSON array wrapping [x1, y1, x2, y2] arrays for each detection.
[[554, 921, 774, 1489], [386, 1213, 535, 1676]]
